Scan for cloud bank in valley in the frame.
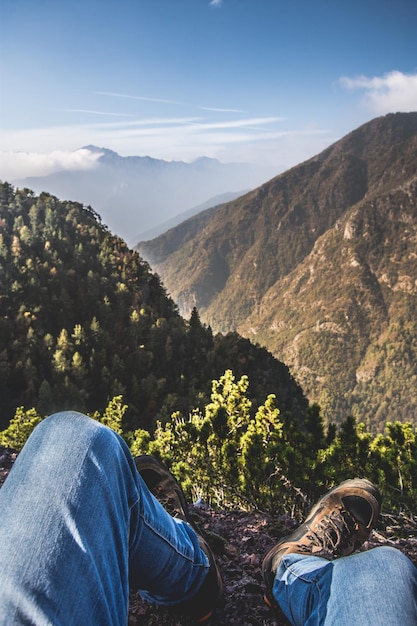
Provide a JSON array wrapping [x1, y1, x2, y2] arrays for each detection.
[[0, 149, 102, 182]]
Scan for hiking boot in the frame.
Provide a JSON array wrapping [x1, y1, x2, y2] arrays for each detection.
[[134, 455, 224, 623], [262, 478, 382, 609]]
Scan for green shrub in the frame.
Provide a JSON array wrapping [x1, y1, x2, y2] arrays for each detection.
[[0, 407, 43, 451]]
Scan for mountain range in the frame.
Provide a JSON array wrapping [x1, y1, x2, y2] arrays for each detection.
[[137, 112, 417, 430], [13, 147, 277, 246]]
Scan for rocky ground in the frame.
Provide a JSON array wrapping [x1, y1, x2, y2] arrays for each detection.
[[1, 446, 416, 626]]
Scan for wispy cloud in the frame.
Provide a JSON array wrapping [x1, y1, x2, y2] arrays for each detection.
[[0, 117, 331, 182], [210, 0, 223, 7], [340, 70, 417, 114], [188, 116, 286, 131], [94, 89, 243, 114], [93, 91, 184, 106], [0, 115, 283, 147], [60, 108, 136, 117], [83, 116, 202, 129], [200, 106, 244, 113]]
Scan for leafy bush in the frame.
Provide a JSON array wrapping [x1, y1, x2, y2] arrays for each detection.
[[1, 372, 416, 516], [131, 371, 316, 513], [0, 407, 43, 451], [130, 371, 417, 515]]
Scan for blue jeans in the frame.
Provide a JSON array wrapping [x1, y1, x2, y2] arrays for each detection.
[[0, 412, 209, 625], [274, 546, 417, 625], [1, 412, 416, 625]]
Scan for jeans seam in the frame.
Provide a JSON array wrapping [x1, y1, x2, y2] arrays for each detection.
[[140, 513, 197, 563], [282, 558, 322, 626]]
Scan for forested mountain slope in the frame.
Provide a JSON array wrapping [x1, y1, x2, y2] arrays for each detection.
[[0, 183, 308, 430], [2, 183, 417, 531], [137, 113, 417, 428]]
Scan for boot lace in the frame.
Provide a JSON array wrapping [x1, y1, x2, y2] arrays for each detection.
[[297, 506, 359, 558]]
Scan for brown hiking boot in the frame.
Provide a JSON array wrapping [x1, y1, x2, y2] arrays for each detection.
[[134, 455, 224, 623], [262, 478, 382, 609]]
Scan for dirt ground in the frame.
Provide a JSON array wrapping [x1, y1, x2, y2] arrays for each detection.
[[1, 446, 416, 626]]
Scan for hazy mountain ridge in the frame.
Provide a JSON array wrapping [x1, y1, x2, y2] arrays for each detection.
[[138, 113, 417, 428], [13, 147, 277, 246]]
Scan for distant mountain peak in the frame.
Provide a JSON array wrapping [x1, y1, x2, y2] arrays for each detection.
[[81, 144, 116, 156], [80, 145, 189, 167], [191, 156, 221, 166]]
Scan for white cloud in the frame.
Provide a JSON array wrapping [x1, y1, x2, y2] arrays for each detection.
[[93, 91, 184, 106], [210, 0, 223, 6], [199, 106, 244, 113], [94, 89, 242, 114], [188, 116, 286, 130], [0, 148, 102, 181], [340, 71, 417, 114], [60, 108, 136, 117]]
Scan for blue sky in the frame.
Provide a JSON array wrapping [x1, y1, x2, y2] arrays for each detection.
[[1, 0, 416, 179]]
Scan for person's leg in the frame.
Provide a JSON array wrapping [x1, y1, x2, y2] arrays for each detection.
[[133, 454, 224, 620], [273, 546, 417, 626], [325, 546, 417, 624], [0, 412, 209, 626], [262, 478, 383, 625]]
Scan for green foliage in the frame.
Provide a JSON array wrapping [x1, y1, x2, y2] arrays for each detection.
[[367, 421, 417, 509], [90, 395, 127, 436], [313, 417, 417, 511], [2, 181, 416, 515], [1, 370, 416, 515], [0, 407, 43, 451], [132, 372, 318, 512], [130, 370, 417, 515], [0, 396, 129, 451], [0, 183, 308, 432]]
